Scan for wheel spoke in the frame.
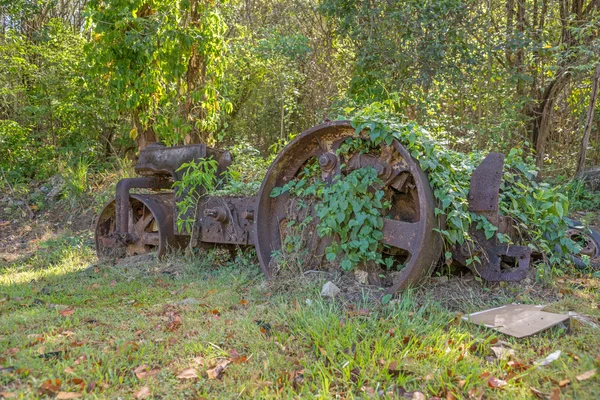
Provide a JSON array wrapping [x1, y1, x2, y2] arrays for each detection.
[[135, 208, 155, 232], [381, 218, 420, 253]]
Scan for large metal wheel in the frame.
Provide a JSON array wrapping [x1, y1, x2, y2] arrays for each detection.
[[254, 120, 443, 294], [95, 193, 179, 259]]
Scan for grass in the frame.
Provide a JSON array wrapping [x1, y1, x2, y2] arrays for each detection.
[[1, 233, 600, 399]]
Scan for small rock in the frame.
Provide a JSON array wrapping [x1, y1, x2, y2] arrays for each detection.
[[176, 298, 200, 306], [45, 175, 65, 202], [354, 269, 369, 285], [321, 281, 341, 298], [490, 345, 515, 360]]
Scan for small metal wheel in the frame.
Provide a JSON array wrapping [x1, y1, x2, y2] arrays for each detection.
[[564, 219, 600, 269], [254, 120, 442, 294], [95, 193, 178, 259]]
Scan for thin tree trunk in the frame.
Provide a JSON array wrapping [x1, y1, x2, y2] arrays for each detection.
[[506, 0, 514, 65], [515, 0, 526, 96], [532, 70, 571, 168], [576, 63, 600, 176], [133, 109, 157, 152]]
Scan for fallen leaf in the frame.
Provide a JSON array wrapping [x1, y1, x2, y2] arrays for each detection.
[[388, 361, 400, 376], [487, 375, 507, 389], [56, 392, 82, 399], [467, 388, 483, 400], [506, 360, 529, 372], [86, 381, 96, 393], [165, 312, 182, 332], [176, 368, 198, 379], [39, 379, 62, 395], [73, 355, 86, 365], [133, 386, 150, 399], [192, 356, 205, 366], [0, 392, 16, 398], [121, 342, 139, 352], [576, 369, 596, 381], [206, 359, 231, 380], [59, 308, 75, 317], [558, 379, 570, 387], [360, 386, 375, 397], [64, 367, 74, 374], [412, 392, 426, 400], [549, 387, 560, 400], [239, 299, 248, 306], [134, 365, 160, 379], [231, 355, 247, 364], [4, 348, 19, 356], [529, 387, 544, 399]]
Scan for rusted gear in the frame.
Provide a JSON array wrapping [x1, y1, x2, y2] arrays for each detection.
[[564, 220, 600, 269], [254, 120, 442, 294], [95, 193, 181, 259]]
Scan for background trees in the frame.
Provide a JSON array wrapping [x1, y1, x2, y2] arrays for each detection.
[[1, 0, 599, 186]]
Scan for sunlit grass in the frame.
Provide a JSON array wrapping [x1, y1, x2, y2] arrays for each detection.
[[1, 234, 599, 399]]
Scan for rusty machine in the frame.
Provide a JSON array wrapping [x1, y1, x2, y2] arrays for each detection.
[[95, 121, 600, 294]]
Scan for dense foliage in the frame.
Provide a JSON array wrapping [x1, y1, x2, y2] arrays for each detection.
[[2, 0, 599, 190]]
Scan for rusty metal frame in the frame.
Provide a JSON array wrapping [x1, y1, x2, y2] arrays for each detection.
[[97, 123, 589, 292]]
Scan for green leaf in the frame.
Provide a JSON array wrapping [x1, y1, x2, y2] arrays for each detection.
[[381, 294, 393, 305]]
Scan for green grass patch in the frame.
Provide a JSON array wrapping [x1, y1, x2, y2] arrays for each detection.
[[1, 234, 599, 399]]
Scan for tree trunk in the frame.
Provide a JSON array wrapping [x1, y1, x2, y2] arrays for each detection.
[[182, 0, 207, 145], [515, 0, 526, 96], [532, 70, 571, 168], [133, 109, 157, 152], [505, 0, 514, 65], [576, 63, 600, 176]]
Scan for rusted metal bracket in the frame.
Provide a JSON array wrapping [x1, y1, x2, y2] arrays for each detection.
[[455, 152, 532, 281], [115, 176, 172, 238]]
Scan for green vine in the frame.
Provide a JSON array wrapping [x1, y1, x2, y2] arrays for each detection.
[[349, 103, 579, 266], [271, 103, 580, 273], [317, 167, 392, 270], [173, 158, 219, 235], [271, 154, 394, 272]]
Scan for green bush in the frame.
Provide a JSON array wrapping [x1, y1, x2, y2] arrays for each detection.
[[0, 120, 52, 183]]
